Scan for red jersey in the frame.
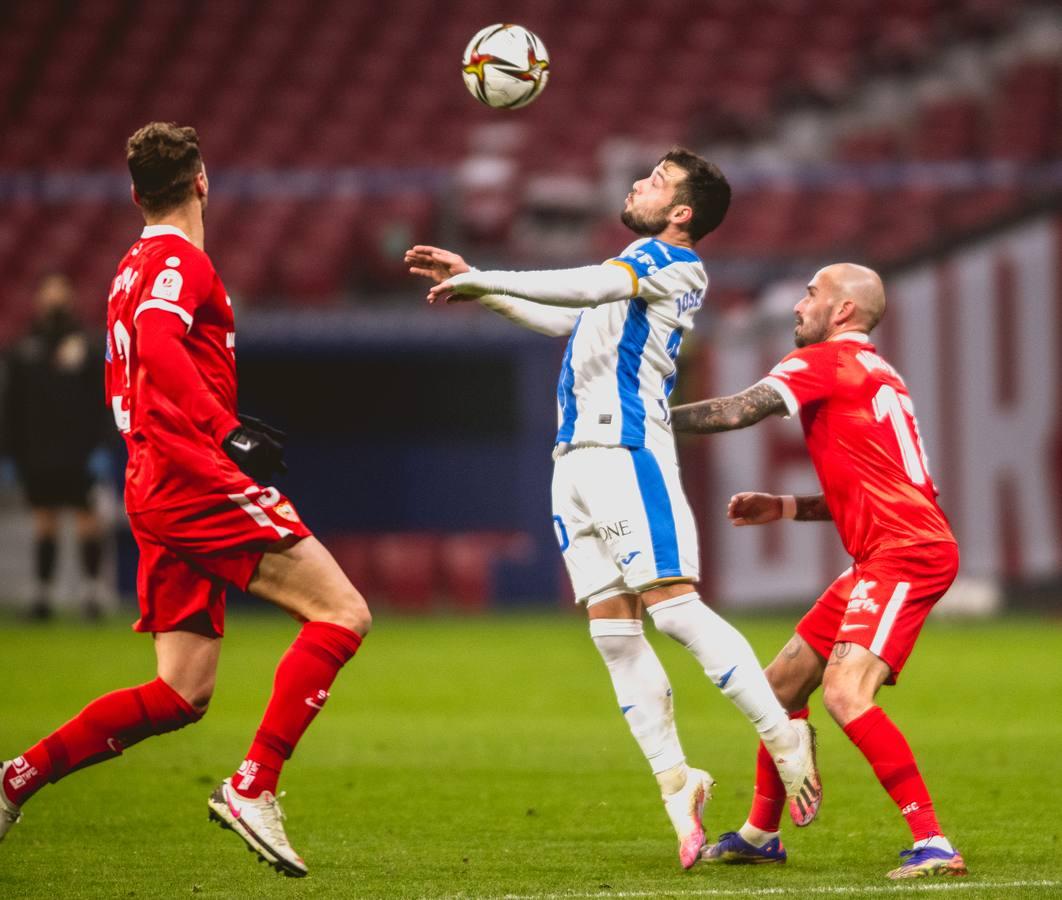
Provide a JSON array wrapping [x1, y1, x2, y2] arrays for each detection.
[[105, 224, 243, 513], [760, 332, 955, 561]]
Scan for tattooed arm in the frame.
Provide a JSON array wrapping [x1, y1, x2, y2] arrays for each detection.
[[795, 494, 832, 521], [728, 492, 833, 525], [671, 382, 788, 434]]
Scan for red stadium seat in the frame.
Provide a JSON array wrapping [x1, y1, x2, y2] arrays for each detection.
[[0, 0, 1051, 315], [914, 97, 984, 160]]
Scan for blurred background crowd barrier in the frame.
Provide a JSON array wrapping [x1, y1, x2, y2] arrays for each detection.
[[0, 0, 1059, 613]]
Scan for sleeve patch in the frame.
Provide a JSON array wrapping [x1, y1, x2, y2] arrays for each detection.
[[151, 268, 183, 302]]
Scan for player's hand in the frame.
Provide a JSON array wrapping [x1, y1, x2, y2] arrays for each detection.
[[728, 492, 782, 526], [425, 271, 491, 305], [405, 245, 470, 285], [223, 415, 288, 484]]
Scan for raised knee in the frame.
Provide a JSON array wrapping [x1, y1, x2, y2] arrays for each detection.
[[821, 680, 863, 726], [327, 588, 372, 636]]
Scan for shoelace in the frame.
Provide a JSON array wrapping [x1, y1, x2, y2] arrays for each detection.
[[258, 792, 292, 849]]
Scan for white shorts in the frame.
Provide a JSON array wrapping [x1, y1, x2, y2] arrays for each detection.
[[551, 445, 700, 605]]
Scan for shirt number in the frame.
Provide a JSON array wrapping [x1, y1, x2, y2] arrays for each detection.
[[872, 384, 930, 486], [110, 321, 132, 433]]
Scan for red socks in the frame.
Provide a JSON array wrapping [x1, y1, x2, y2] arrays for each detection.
[[232, 621, 362, 798], [2, 677, 200, 807], [2, 624, 363, 809], [843, 705, 940, 841], [747, 708, 808, 833]]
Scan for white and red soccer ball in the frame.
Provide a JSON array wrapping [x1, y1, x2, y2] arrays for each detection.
[[461, 24, 550, 109]]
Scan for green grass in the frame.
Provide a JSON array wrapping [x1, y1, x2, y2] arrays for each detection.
[[0, 610, 1060, 898]]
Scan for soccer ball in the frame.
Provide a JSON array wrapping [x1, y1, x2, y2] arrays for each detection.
[[461, 24, 550, 110]]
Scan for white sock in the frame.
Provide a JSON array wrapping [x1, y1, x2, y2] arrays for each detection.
[[647, 594, 797, 757], [738, 821, 778, 847], [589, 618, 687, 777], [914, 835, 955, 853], [655, 762, 689, 797]]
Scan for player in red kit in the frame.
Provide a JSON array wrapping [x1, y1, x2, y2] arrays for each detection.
[[671, 264, 966, 879], [0, 123, 372, 878]]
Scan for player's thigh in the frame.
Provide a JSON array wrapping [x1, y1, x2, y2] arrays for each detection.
[[248, 536, 371, 635], [553, 451, 626, 607], [795, 566, 854, 664], [820, 642, 891, 725], [834, 543, 958, 685], [578, 446, 699, 592], [154, 630, 222, 713], [764, 633, 827, 712], [586, 592, 642, 620]]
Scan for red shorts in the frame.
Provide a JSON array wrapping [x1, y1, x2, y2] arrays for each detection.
[[128, 484, 312, 637], [796, 541, 959, 683]]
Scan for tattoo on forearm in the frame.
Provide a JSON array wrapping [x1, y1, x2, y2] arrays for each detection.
[[795, 495, 833, 521], [781, 635, 803, 660], [671, 383, 787, 434]]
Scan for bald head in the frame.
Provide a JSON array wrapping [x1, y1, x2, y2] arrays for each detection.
[[818, 263, 886, 332], [792, 263, 886, 348]]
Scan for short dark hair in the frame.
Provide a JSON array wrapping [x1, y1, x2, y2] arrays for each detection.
[[660, 147, 730, 242], [126, 122, 202, 216]]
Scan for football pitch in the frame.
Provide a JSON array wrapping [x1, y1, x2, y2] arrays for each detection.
[[1, 610, 1059, 899]]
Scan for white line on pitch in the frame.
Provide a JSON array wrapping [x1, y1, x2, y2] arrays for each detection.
[[434, 879, 1062, 900]]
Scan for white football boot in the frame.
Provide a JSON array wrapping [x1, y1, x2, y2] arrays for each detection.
[[662, 767, 714, 869], [0, 761, 23, 843], [207, 778, 307, 877], [771, 718, 822, 827]]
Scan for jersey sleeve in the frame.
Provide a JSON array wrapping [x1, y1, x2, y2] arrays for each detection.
[[758, 345, 836, 416], [136, 309, 239, 444], [132, 250, 213, 333], [606, 239, 706, 303]]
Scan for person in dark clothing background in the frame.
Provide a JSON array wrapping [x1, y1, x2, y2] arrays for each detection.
[[1, 273, 110, 619]]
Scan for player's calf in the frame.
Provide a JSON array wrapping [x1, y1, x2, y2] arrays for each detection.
[[0, 677, 202, 843], [249, 537, 372, 636]]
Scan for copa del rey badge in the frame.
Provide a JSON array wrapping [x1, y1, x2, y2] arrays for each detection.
[[274, 500, 299, 523]]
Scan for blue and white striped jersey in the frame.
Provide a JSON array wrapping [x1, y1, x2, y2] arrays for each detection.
[[555, 237, 707, 460]]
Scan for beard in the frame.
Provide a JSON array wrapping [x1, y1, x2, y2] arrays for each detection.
[[794, 318, 828, 348], [621, 205, 670, 237]]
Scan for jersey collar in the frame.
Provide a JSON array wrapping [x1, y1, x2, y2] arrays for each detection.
[[828, 331, 870, 343], [140, 224, 192, 243]]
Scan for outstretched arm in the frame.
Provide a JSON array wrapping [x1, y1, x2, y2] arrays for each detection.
[[671, 382, 788, 434], [728, 492, 833, 525], [427, 262, 633, 309], [406, 245, 579, 336]]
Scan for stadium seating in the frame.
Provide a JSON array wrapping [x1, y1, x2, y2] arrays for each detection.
[[0, 0, 1057, 325]]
